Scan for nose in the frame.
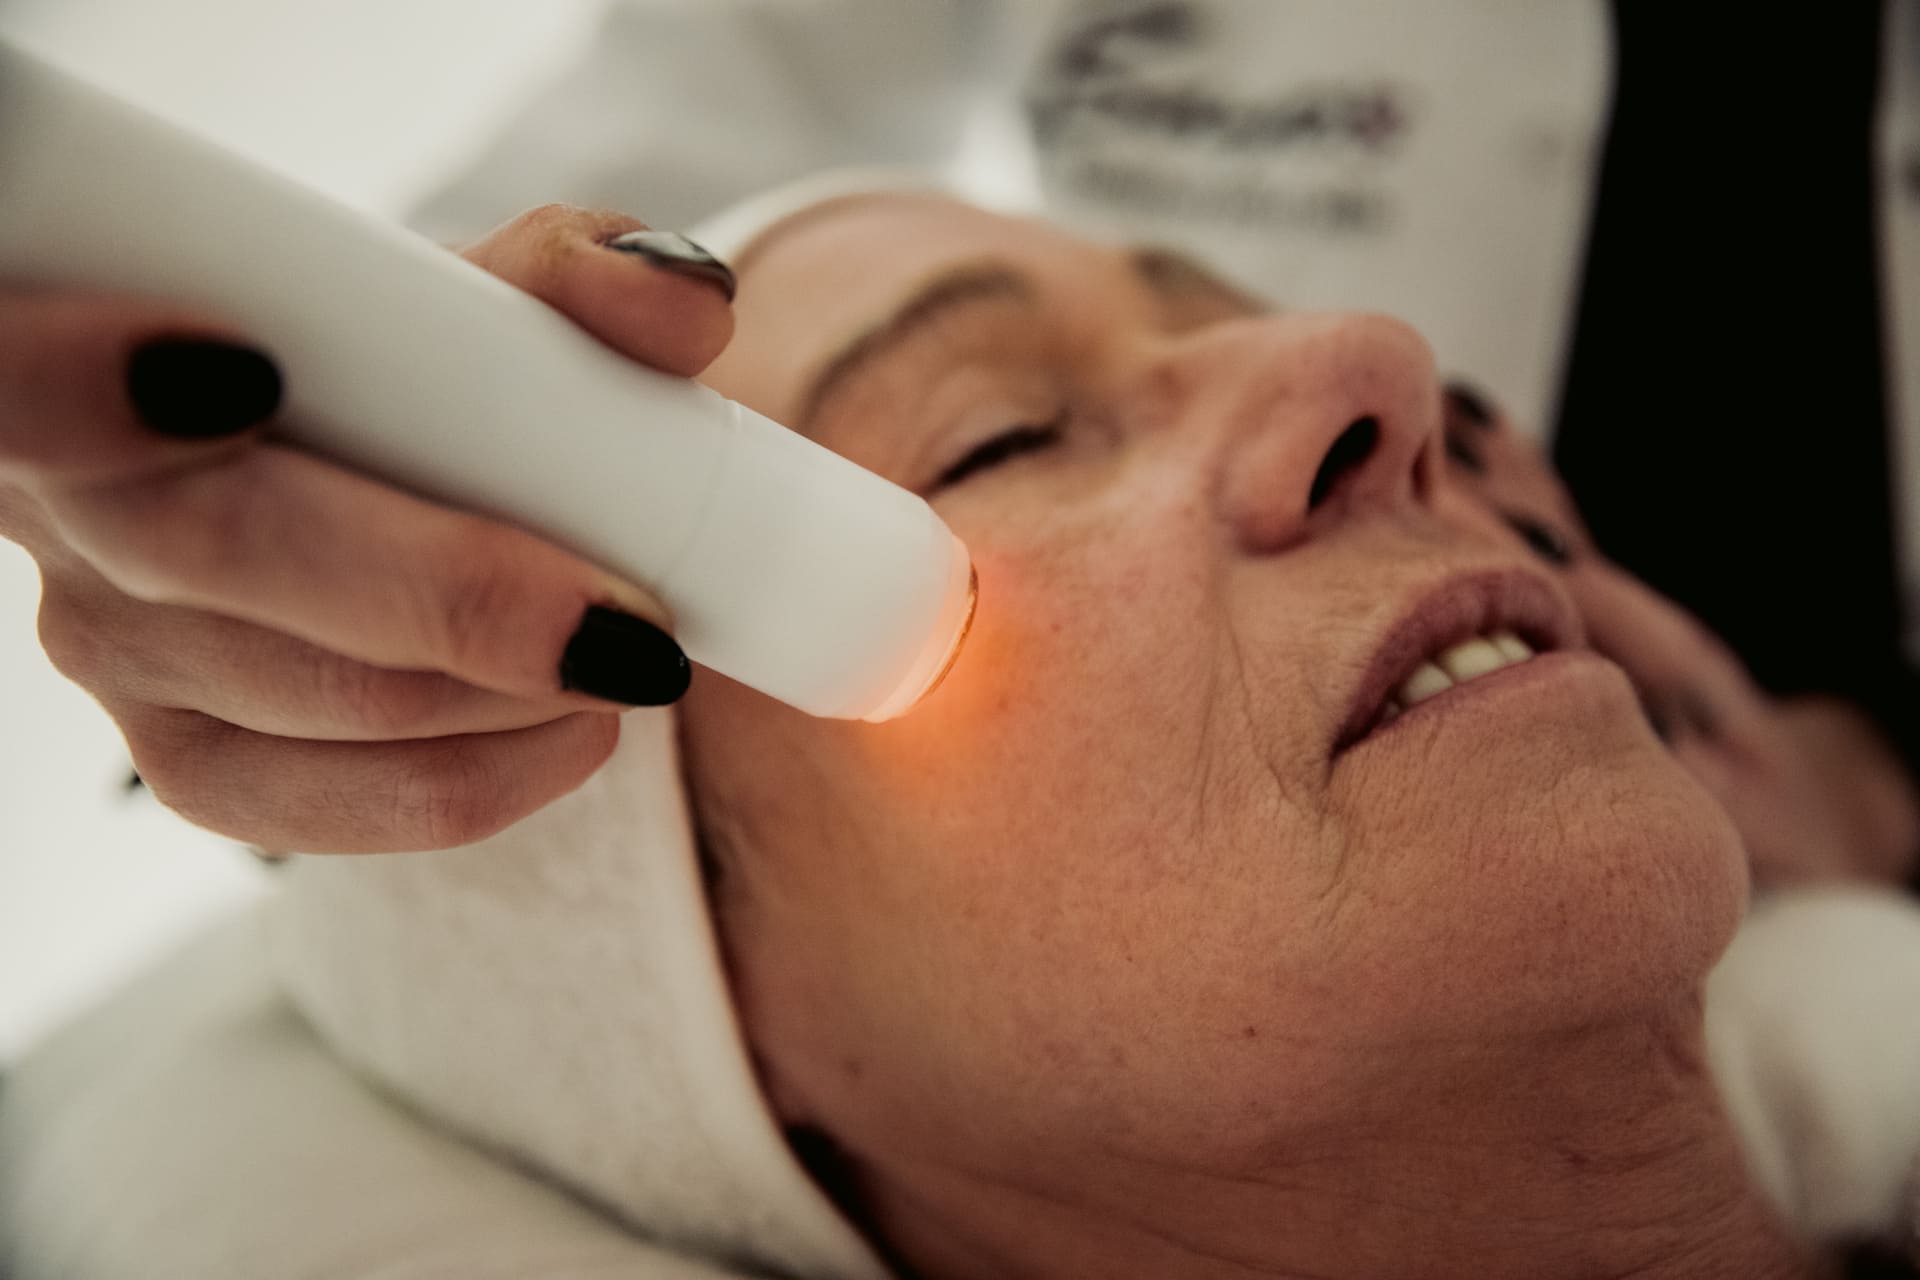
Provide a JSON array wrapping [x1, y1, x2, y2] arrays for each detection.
[[1160, 312, 1442, 553]]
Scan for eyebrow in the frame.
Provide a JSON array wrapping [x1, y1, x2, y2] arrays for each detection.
[[797, 264, 1038, 433], [1124, 245, 1272, 317]]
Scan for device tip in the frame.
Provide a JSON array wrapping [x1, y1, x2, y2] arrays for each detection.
[[913, 564, 977, 705]]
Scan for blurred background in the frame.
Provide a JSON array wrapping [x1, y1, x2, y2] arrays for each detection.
[[0, 0, 608, 1063]]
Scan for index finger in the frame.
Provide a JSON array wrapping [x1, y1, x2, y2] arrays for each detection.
[[0, 287, 280, 481]]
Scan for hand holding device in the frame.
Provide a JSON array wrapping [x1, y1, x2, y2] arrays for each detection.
[[0, 44, 975, 852], [0, 208, 735, 852], [0, 43, 975, 726]]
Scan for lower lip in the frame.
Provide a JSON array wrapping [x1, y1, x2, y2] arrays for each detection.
[[1342, 651, 1616, 754]]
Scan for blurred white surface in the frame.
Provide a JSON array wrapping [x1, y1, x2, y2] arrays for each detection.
[[0, 0, 604, 1062]]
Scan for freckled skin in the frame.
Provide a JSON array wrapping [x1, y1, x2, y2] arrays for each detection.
[[681, 196, 1802, 1279]]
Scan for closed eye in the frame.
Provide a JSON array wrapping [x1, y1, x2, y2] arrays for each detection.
[[932, 414, 1067, 490]]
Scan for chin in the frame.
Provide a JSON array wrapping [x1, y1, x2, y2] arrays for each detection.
[[1327, 660, 1751, 1040]]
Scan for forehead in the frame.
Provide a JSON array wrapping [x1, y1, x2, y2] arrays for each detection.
[[705, 194, 1131, 416], [739, 192, 1103, 306]]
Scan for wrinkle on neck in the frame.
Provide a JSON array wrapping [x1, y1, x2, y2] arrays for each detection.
[[846, 1000, 1819, 1280]]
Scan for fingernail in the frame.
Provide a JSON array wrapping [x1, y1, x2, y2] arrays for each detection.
[[127, 338, 283, 438], [1443, 379, 1496, 430], [604, 230, 737, 301], [561, 605, 691, 705]]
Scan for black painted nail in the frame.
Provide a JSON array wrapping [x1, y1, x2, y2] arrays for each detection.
[[1501, 510, 1573, 566], [127, 339, 282, 438], [561, 605, 691, 705], [604, 230, 737, 301], [1443, 379, 1496, 430]]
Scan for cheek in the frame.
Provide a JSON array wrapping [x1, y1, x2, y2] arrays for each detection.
[[892, 485, 1220, 773], [722, 497, 1320, 1125], [1320, 663, 1749, 1038]]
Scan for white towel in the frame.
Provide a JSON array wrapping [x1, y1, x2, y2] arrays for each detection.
[[270, 711, 889, 1280], [1706, 885, 1920, 1252]]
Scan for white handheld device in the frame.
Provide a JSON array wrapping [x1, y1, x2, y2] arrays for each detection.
[[0, 43, 975, 721]]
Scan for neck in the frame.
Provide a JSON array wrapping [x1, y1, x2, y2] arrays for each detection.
[[848, 1001, 1821, 1280]]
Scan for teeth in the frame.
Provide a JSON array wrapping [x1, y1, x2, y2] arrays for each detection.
[[1389, 631, 1538, 713], [1437, 637, 1507, 682], [1491, 631, 1533, 663], [1398, 662, 1453, 706]]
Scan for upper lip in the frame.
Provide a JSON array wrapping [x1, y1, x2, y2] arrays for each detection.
[[1332, 568, 1583, 754]]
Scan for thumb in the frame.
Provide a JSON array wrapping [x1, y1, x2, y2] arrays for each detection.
[[460, 204, 736, 377]]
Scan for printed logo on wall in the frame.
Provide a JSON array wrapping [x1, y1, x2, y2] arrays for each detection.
[[1025, 0, 1411, 233]]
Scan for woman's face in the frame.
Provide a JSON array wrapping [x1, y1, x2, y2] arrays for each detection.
[[685, 195, 1745, 1180]]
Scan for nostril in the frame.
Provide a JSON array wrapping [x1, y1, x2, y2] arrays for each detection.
[[1307, 416, 1380, 511]]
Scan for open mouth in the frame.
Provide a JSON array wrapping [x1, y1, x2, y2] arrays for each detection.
[[1334, 571, 1578, 754], [1366, 631, 1540, 732]]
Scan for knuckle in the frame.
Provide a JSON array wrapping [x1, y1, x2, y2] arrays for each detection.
[[484, 205, 650, 289], [521, 202, 642, 248], [121, 734, 178, 805], [164, 465, 264, 589], [582, 204, 644, 229], [35, 585, 109, 687], [515, 202, 584, 235], [393, 738, 517, 848], [0, 484, 51, 547], [421, 523, 548, 687], [488, 204, 588, 274], [309, 655, 456, 738], [119, 709, 222, 825], [65, 462, 256, 606]]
